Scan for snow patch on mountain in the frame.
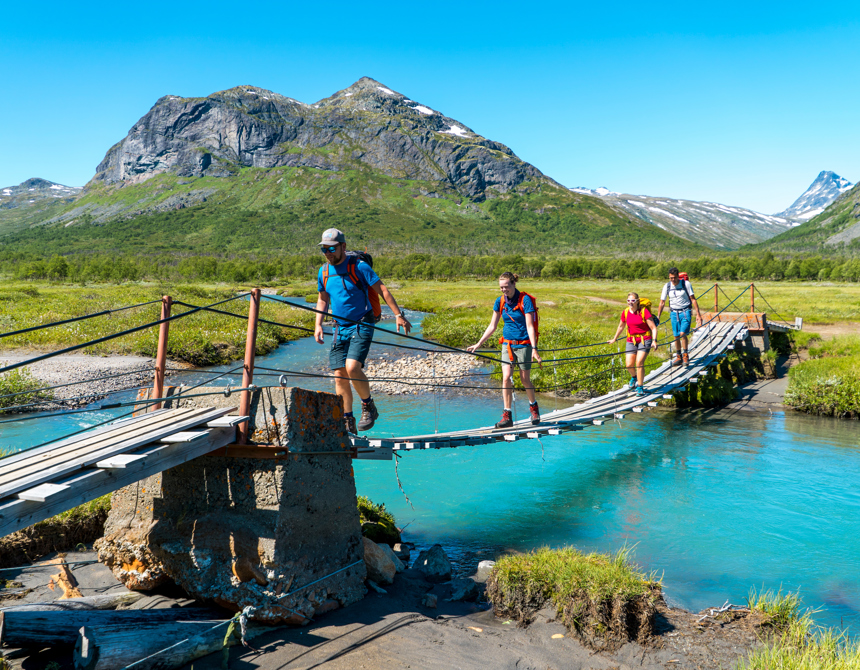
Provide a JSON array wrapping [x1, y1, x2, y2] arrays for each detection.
[[777, 171, 853, 221], [568, 184, 795, 249]]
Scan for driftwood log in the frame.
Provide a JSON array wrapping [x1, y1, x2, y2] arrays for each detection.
[[74, 620, 273, 670], [0, 591, 144, 612], [0, 608, 223, 647]]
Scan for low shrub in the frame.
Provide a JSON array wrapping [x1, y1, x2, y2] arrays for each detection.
[[0, 367, 52, 410], [357, 495, 400, 546]]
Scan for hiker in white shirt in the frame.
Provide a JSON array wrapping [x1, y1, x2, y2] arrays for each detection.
[[656, 267, 703, 367]]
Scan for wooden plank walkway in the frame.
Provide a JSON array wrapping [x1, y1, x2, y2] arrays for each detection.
[[0, 407, 248, 538], [351, 320, 748, 459]]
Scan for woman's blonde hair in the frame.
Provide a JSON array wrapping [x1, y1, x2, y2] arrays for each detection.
[[627, 292, 640, 301], [499, 272, 519, 284]]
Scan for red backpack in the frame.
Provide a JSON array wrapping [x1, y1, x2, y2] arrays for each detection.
[[321, 251, 382, 322], [499, 291, 539, 364]]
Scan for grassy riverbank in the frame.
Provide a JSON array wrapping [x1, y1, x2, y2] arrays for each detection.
[[487, 546, 661, 649], [0, 283, 314, 366], [785, 334, 860, 418]]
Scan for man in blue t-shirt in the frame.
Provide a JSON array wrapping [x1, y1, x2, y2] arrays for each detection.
[[314, 228, 412, 434]]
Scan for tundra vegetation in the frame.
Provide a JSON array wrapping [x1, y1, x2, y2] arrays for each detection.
[[487, 547, 662, 650]]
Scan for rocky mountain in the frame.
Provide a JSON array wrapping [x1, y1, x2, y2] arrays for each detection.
[[755, 181, 860, 253], [776, 170, 853, 221], [92, 77, 553, 201], [3, 78, 695, 256], [569, 187, 794, 249], [0, 178, 81, 235]]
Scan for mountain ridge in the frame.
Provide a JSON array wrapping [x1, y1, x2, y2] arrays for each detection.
[[775, 170, 852, 221]]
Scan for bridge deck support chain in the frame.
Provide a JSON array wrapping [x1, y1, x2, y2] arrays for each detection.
[[238, 288, 261, 445], [152, 295, 172, 411]]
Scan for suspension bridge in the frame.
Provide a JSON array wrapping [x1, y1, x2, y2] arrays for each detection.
[[0, 282, 800, 536]]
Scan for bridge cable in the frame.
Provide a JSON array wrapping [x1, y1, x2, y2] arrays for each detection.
[[0, 293, 250, 376], [0, 299, 163, 341]]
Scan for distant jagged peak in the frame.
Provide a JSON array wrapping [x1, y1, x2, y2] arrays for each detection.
[[319, 76, 406, 103], [777, 170, 853, 221], [1, 178, 81, 195]]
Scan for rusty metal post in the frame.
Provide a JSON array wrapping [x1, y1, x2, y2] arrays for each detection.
[[714, 283, 719, 314], [750, 282, 755, 313], [152, 296, 172, 411], [238, 288, 261, 444]]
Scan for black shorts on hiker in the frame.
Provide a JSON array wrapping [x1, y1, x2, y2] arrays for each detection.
[[625, 338, 652, 354], [329, 318, 374, 370]]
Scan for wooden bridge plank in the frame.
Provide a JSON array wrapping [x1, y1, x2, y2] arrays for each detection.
[[17, 483, 70, 503], [0, 411, 170, 469], [0, 427, 236, 538], [0, 408, 201, 482], [0, 407, 235, 501]]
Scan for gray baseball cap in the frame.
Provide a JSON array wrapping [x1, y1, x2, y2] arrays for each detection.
[[318, 228, 345, 246]]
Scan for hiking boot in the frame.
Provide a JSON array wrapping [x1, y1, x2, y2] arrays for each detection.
[[672, 354, 683, 366], [495, 409, 513, 429], [344, 414, 357, 435], [682, 352, 690, 366], [628, 376, 637, 388], [529, 403, 540, 425], [636, 385, 646, 397], [357, 398, 379, 431]]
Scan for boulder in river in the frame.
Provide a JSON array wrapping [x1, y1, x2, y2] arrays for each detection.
[[413, 544, 452, 583], [362, 537, 396, 585]]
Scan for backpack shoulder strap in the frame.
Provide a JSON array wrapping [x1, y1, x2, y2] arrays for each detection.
[[345, 256, 366, 290], [322, 263, 330, 287]]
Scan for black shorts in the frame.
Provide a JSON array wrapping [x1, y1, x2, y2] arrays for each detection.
[[329, 320, 374, 370]]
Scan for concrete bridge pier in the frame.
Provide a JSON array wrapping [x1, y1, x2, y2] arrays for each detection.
[[95, 386, 367, 624]]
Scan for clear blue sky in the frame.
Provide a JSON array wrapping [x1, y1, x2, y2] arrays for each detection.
[[2, 1, 858, 214]]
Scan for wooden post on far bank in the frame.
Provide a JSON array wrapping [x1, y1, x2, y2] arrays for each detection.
[[714, 283, 718, 313], [238, 288, 261, 444], [152, 295, 172, 411], [750, 282, 755, 313]]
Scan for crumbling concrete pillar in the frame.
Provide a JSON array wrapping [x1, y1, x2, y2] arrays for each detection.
[[95, 387, 366, 624]]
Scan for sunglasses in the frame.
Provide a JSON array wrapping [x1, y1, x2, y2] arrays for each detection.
[[627, 299, 639, 303], [320, 245, 339, 254]]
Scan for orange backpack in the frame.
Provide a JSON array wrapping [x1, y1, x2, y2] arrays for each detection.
[[321, 252, 382, 322]]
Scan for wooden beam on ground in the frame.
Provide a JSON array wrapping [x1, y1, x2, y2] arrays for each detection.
[[74, 619, 276, 670], [0, 592, 144, 612], [0, 607, 224, 647]]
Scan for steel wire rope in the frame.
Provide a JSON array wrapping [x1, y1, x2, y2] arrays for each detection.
[[172, 299, 505, 356], [0, 293, 251, 376], [261, 294, 508, 364], [0, 298, 163, 340]]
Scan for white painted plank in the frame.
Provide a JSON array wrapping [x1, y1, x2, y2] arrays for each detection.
[[17, 483, 70, 502], [159, 431, 209, 443], [206, 416, 249, 428], [95, 454, 147, 469]]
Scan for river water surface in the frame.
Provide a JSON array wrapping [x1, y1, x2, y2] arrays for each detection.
[[4, 306, 858, 632]]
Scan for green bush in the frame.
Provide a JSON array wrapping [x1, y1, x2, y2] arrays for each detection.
[[0, 367, 51, 410], [357, 495, 400, 546]]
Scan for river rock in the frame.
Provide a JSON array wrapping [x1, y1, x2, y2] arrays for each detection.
[[362, 537, 396, 585], [421, 593, 438, 609], [449, 578, 479, 602], [377, 543, 405, 573], [393, 543, 411, 563], [474, 560, 496, 583], [413, 544, 452, 583]]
